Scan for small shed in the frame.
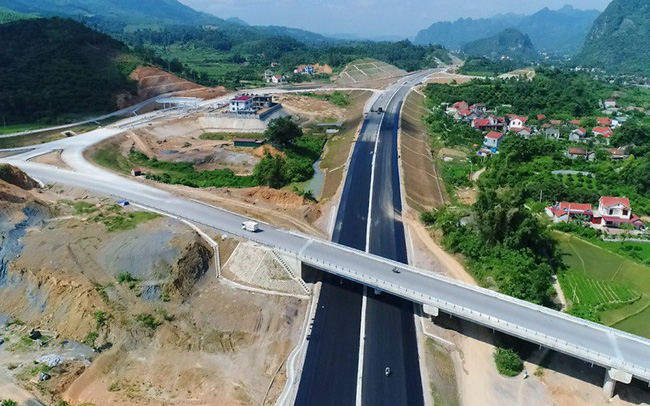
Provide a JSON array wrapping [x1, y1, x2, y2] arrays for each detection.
[[131, 168, 143, 177], [234, 138, 266, 148]]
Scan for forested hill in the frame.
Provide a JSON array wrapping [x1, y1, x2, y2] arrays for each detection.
[[461, 28, 538, 62], [415, 5, 600, 54], [0, 18, 138, 125], [0, 0, 222, 26], [579, 0, 650, 76]]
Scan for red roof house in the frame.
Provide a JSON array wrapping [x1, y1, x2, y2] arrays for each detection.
[[593, 127, 614, 138]]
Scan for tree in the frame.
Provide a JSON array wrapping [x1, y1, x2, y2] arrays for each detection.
[[254, 153, 287, 189], [265, 117, 302, 147], [2, 400, 18, 406]]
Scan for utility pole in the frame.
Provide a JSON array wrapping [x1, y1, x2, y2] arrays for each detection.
[[539, 189, 543, 203]]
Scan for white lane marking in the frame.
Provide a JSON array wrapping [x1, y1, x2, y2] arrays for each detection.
[[356, 285, 368, 406]]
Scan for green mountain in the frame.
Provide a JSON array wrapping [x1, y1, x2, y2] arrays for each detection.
[[520, 5, 600, 53], [414, 15, 516, 50], [0, 7, 34, 23], [579, 0, 650, 76], [0, 0, 222, 26], [415, 5, 600, 54], [461, 28, 538, 61], [0, 18, 138, 124]]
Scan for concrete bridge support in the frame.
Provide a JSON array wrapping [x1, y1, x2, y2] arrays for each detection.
[[422, 304, 439, 318], [603, 368, 633, 398]]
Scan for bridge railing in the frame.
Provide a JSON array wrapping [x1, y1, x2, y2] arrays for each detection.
[[78, 198, 650, 384], [269, 244, 650, 383]]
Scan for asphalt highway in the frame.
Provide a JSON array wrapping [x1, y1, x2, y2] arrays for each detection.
[[3, 70, 650, 401], [295, 90, 390, 405], [297, 73, 428, 405], [363, 83, 424, 405]]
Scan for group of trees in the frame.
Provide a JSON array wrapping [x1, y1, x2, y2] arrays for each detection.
[[425, 186, 557, 305], [255, 117, 325, 190], [0, 18, 138, 125], [424, 68, 603, 118]]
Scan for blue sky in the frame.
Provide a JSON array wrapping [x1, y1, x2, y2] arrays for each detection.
[[180, 0, 612, 38]]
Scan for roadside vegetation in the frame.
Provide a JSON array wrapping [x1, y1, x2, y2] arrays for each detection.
[[302, 91, 350, 107], [493, 348, 524, 377], [421, 70, 650, 336], [93, 117, 326, 191]]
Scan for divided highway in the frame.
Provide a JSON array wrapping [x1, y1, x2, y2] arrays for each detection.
[[2, 71, 650, 404]]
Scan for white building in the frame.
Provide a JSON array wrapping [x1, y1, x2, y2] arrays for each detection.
[[229, 95, 254, 112]]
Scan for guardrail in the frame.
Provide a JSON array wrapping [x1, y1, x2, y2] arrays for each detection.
[[132, 198, 650, 383]]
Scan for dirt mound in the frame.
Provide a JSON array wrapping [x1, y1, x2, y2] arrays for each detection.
[[0, 164, 38, 190], [252, 144, 286, 158], [128, 66, 228, 102], [239, 187, 308, 209]]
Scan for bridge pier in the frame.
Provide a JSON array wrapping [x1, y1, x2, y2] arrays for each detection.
[[422, 304, 439, 318], [603, 368, 633, 398]]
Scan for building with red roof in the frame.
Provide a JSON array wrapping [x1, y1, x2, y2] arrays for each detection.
[[230, 94, 254, 112], [483, 131, 505, 149], [545, 202, 594, 223], [593, 126, 614, 138], [597, 117, 612, 126], [593, 196, 645, 230]]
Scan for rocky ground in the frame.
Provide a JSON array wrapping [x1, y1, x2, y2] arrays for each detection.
[[0, 166, 307, 405]]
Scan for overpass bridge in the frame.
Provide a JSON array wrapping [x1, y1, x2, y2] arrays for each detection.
[[6, 159, 650, 396]]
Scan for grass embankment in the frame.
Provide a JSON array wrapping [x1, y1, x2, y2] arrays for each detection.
[[400, 91, 445, 212], [425, 339, 460, 406], [319, 91, 371, 200], [68, 200, 160, 232], [555, 231, 650, 337], [301, 91, 350, 107]]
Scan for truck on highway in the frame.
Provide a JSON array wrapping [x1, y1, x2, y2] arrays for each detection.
[[242, 221, 260, 232], [376, 107, 384, 114]]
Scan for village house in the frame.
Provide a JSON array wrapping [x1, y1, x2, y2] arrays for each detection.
[[593, 126, 614, 143], [537, 114, 547, 121], [606, 148, 629, 160], [295, 64, 314, 75], [507, 114, 528, 131], [472, 115, 505, 131], [271, 74, 284, 84], [566, 147, 595, 161], [604, 99, 617, 109], [483, 131, 505, 150], [513, 126, 533, 137], [546, 197, 645, 231], [569, 119, 581, 126], [569, 127, 588, 142], [264, 69, 274, 82], [543, 124, 561, 139], [592, 197, 645, 230], [597, 117, 612, 126], [470, 103, 487, 114], [550, 119, 563, 126], [545, 202, 594, 223]]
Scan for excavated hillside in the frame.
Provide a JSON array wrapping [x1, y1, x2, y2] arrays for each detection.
[[0, 169, 306, 405]]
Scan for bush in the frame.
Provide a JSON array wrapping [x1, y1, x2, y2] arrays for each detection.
[[135, 313, 161, 330], [494, 348, 523, 377]]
